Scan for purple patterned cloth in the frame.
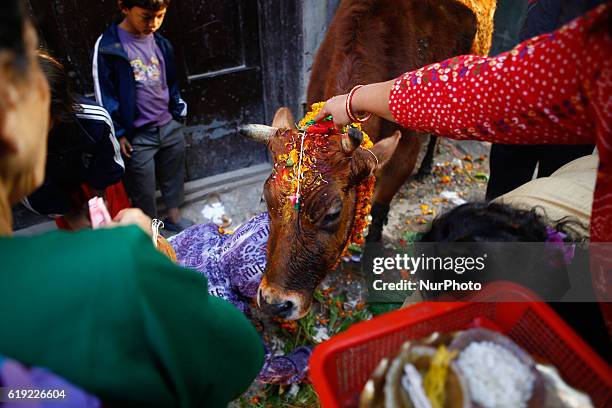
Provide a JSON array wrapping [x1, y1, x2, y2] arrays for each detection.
[[169, 213, 312, 384], [0, 356, 101, 408], [258, 346, 312, 384]]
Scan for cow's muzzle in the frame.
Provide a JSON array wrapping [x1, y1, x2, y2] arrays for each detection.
[[257, 279, 311, 320]]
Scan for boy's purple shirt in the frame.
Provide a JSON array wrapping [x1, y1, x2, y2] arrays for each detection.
[[117, 26, 172, 129], [169, 213, 312, 385]]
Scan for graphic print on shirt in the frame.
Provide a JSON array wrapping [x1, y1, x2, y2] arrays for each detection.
[[130, 56, 162, 86]]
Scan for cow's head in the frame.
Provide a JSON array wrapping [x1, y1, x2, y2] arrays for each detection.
[[240, 107, 400, 319]]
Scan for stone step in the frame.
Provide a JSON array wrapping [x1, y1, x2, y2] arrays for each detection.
[[13, 164, 272, 236]]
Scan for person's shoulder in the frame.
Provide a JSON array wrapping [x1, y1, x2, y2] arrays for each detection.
[[11, 225, 149, 251], [77, 98, 112, 122], [97, 23, 120, 47], [75, 99, 114, 139], [81, 227, 209, 297], [75, 98, 114, 143], [0, 226, 158, 282]]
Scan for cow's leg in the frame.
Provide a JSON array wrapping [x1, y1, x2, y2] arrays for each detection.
[[415, 135, 437, 181], [367, 129, 421, 242], [367, 202, 391, 242]]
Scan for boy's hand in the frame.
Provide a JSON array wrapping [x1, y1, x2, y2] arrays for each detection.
[[119, 137, 133, 159]]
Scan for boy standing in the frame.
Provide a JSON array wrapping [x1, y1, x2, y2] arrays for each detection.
[[93, 0, 192, 231]]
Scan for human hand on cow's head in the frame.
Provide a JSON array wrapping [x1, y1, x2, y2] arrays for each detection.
[[314, 80, 398, 127], [313, 94, 351, 127]]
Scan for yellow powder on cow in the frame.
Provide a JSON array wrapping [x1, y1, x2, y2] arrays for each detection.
[[456, 0, 497, 56]]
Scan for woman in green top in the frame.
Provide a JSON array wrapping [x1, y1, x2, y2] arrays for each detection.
[[0, 1, 264, 406]]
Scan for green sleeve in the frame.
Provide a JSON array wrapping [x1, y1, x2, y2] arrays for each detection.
[[0, 226, 264, 407]]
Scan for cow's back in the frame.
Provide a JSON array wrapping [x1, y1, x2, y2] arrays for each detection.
[[307, 0, 478, 140]]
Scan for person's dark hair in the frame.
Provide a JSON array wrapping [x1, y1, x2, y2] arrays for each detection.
[[0, 0, 28, 76], [417, 202, 586, 302], [420, 202, 585, 243], [420, 203, 609, 360], [37, 51, 78, 123], [118, 0, 170, 11]]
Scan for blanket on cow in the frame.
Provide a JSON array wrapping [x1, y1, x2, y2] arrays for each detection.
[[168, 213, 311, 385]]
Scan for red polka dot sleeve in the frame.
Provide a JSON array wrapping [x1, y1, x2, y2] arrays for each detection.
[[390, 4, 612, 244]]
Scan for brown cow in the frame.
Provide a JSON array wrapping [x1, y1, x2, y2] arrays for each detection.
[[241, 0, 485, 319], [240, 115, 400, 319]]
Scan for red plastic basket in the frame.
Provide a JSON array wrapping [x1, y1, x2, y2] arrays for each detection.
[[310, 282, 612, 408]]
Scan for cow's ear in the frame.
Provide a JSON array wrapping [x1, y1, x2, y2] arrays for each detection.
[[350, 130, 401, 183], [272, 107, 295, 129]]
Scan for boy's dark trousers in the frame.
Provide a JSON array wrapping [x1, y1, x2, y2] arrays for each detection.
[[124, 119, 185, 218]]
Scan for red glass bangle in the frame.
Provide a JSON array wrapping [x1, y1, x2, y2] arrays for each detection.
[[346, 85, 372, 123]]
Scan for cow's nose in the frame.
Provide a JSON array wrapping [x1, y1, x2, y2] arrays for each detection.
[[258, 289, 295, 318], [270, 300, 294, 318]]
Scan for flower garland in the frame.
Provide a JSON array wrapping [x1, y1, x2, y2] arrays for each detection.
[[298, 102, 376, 260]]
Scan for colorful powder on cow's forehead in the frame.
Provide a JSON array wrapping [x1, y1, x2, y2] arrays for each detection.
[[271, 132, 327, 212], [273, 102, 375, 260]]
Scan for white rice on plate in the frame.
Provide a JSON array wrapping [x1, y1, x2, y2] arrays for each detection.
[[456, 341, 535, 408]]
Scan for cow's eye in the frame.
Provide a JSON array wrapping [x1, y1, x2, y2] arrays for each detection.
[[321, 207, 341, 231]]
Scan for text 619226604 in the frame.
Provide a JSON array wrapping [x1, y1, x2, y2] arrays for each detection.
[[1, 388, 67, 402]]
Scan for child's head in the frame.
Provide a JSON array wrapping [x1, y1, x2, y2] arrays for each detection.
[[417, 202, 583, 300], [420, 202, 583, 243], [37, 50, 78, 125], [118, 0, 170, 36]]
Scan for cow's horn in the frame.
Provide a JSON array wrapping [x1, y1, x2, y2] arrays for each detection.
[[238, 124, 278, 144], [342, 127, 363, 154]]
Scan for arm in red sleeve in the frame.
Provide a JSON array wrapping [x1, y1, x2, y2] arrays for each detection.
[[389, 4, 610, 146]]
